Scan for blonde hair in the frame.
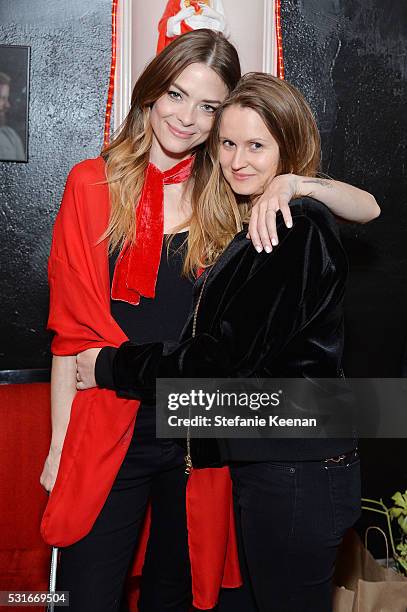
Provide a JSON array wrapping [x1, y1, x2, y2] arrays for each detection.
[[101, 29, 241, 257], [187, 72, 322, 269]]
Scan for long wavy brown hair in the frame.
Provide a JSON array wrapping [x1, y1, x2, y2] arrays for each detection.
[[190, 72, 322, 269], [101, 29, 241, 262]]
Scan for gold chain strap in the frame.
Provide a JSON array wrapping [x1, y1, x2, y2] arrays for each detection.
[[185, 269, 211, 475]]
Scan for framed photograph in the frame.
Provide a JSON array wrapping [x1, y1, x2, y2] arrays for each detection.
[[0, 45, 30, 163], [114, 0, 277, 129]]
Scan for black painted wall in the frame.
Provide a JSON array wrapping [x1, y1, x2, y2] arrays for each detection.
[[282, 0, 407, 377], [281, 0, 407, 543], [0, 0, 111, 370]]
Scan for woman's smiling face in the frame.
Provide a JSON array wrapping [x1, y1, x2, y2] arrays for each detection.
[[218, 104, 280, 197], [150, 62, 229, 160]]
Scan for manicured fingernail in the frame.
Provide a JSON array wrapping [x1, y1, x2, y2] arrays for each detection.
[[255, 245, 263, 253], [246, 233, 250, 239], [287, 221, 293, 228], [265, 245, 272, 253], [271, 238, 278, 246]]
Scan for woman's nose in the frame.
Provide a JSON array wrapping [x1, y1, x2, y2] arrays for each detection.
[[231, 148, 247, 169], [177, 104, 195, 126]]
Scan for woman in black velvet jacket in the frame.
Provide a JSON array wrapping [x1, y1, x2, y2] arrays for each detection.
[[77, 74, 362, 612]]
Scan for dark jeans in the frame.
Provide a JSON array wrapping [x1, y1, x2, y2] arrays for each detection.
[[218, 451, 361, 612], [56, 405, 192, 611]]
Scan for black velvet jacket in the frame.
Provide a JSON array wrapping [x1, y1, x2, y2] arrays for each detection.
[[97, 198, 354, 461]]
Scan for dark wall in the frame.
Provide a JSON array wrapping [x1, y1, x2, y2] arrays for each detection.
[[281, 0, 407, 539], [282, 0, 407, 378], [0, 0, 111, 370]]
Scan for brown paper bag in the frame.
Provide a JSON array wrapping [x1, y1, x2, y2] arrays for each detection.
[[333, 529, 407, 612], [333, 585, 355, 610], [353, 580, 407, 612]]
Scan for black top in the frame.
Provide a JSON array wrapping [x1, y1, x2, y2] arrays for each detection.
[[104, 232, 194, 425], [109, 232, 193, 344]]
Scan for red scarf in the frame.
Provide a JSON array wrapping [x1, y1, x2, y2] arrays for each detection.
[[111, 156, 194, 305]]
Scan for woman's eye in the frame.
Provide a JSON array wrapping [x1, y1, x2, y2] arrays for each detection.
[[251, 142, 263, 150], [221, 139, 235, 148], [201, 104, 216, 113], [168, 90, 182, 100]]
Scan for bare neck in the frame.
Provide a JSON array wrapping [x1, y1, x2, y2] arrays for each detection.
[[149, 137, 193, 172]]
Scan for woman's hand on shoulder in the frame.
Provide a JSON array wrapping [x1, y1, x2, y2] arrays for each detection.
[[76, 348, 102, 390], [248, 173, 296, 253]]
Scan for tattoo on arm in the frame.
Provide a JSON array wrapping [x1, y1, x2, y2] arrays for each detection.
[[302, 179, 334, 189]]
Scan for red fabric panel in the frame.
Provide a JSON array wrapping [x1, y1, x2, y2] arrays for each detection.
[[0, 383, 51, 609]]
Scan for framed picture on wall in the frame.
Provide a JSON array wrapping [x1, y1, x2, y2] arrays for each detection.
[[0, 44, 30, 163], [113, 0, 278, 129]]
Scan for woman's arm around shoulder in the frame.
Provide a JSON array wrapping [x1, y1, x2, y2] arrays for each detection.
[[247, 174, 380, 252]]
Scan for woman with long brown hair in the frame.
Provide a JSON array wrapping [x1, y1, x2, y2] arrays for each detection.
[[78, 72, 367, 611], [43, 29, 377, 611], [41, 29, 243, 612]]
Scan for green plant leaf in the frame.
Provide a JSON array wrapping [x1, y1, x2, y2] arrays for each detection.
[[397, 556, 407, 574], [390, 507, 403, 519], [398, 515, 407, 535], [391, 491, 407, 510]]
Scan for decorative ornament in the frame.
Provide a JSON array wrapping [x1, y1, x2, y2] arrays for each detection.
[[104, 0, 119, 147], [185, 0, 210, 15], [157, 0, 228, 55], [275, 0, 285, 79]]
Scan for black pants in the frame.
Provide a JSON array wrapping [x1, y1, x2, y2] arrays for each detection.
[[218, 452, 361, 612], [56, 405, 192, 611]]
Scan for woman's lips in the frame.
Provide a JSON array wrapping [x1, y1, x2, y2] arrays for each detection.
[[231, 172, 256, 181], [167, 122, 195, 140]]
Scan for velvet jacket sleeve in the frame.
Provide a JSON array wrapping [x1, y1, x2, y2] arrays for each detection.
[[96, 211, 345, 399]]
